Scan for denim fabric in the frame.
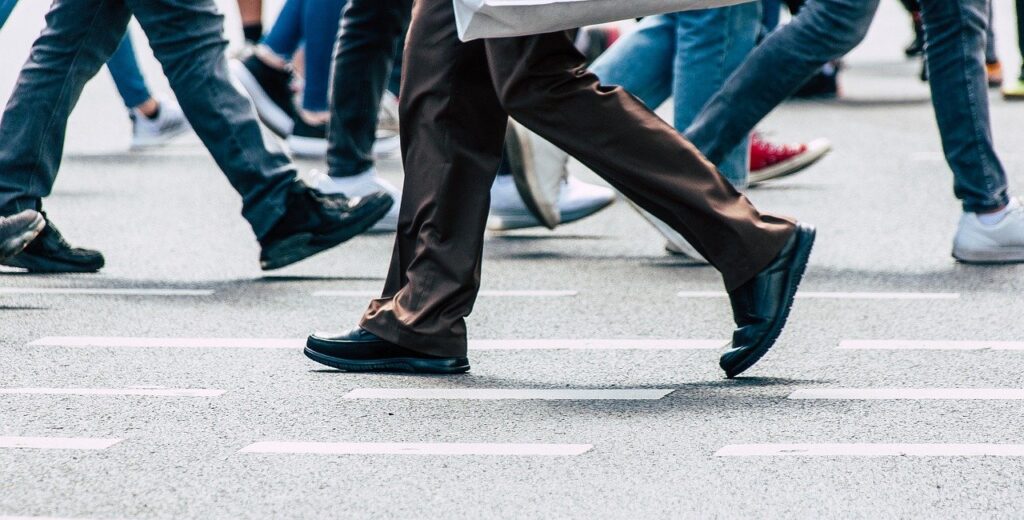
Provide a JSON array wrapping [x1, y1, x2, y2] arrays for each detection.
[[0, 0, 16, 28], [106, 34, 151, 109], [326, 0, 411, 178], [985, 1, 997, 64], [0, 0, 296, 237], [685, 0, 1008, 212], [262, 0, 348, 111], [589, 5, 760, 188]]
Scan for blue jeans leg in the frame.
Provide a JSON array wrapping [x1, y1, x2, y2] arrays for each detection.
[[262, 0, 304, 58], [685, 0, 879, 164], [0, 0, 18, 28], [590, 8, 758, 188], [106, 33, 152, 109], [673, 5, 759, 187], [921, 0, 1008, 212]]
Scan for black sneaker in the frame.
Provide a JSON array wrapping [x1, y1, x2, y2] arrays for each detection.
[[286, 118, 327, 159], [1, 213, 105, 273], [0, 210, 45, 261], [229, 55, 298, 137], [259, 182, 393, 270], [791, 62, 840, 100]]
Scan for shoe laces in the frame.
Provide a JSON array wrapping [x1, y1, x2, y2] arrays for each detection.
[[751, 134, 803, 158]]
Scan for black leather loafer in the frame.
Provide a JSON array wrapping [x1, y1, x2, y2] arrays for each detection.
[[720, 223, 816, 378], [305, 327, 470, 374]]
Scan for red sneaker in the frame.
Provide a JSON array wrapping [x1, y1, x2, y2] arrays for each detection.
[[748, 133, 832, 186]]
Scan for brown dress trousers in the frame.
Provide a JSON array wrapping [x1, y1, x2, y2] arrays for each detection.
[[360, 0, 797, 358]]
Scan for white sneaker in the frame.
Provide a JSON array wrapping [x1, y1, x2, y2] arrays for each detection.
[[304, 168, 401, 232], [953, 197, 1024, 263], [503, 119, 571, 228], [627, 201, 709, 265], [374, 91, 401, 158], [130, 98, 190, 149], [487, 174, 616, 231]]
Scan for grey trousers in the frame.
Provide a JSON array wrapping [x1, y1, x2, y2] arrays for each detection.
[[0, 0, 296, 238]]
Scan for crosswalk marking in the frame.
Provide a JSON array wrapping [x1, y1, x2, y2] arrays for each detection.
[[0, 288, 213, 296], [678, 291, 960, 300], [29, 337, 303, 349], [471, 339, 725, 350], [0, 436, 122, 450], [343, 388, 673, 400], [0, 387, 224, 397], [313, 290, 577, 297], [29, 337, 725, 350], [839, 340, 1024, 350], [716, 443, 1024, 457], [789, 388, 1024, 400], [239, 442, 592, 456]]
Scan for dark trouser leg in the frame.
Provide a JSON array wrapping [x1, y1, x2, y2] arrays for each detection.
[[326, 0, 411, 178], [483, 33, 793, 289], [361, 0, 795, 358], [359, 0, 509, 357], [919, 0, 1009, 212], [128, 0, 296, 238], [684, 0, 879, 164], [0, 0, 130, 215]]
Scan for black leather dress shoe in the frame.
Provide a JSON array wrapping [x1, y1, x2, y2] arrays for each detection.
[[305, 327, 470, 374], [720, 223, 816, 378]]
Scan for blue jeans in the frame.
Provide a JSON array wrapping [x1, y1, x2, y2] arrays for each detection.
[[263, 0, 348, 111], [589, 5, 760, 188], [107, 34, 152, 109], [0, 0, 295, 237], [1, 0, 152, 111], [685, 0, 1008, 213]]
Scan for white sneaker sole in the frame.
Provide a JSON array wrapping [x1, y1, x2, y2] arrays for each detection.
[[748, 138, 832, 186], [288, 134, 401, 161], [229, 60, 294, 137], [130, 123, 190, 150], [487, 196, 614, 231], [952, 245, 1024, 264]]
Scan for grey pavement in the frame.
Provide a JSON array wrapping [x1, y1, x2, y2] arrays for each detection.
[[2, 1, 1024, 518]]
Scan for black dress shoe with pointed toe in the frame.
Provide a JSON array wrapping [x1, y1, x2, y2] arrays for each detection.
[[720, 223, 815, 378], [305, 327, 470, 374]]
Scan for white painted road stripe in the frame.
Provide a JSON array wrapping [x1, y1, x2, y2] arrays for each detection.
[[0, 436, 122, 450], [716, 443, 1024, 457], [0, 288, 213, 296], [471, 339, 725, 350], [343, 388, 673, 400], [789, 388, 1024, 400], [313, 290, 577, 297], [678, 291, 959, 300], [30, 337, 304, 349], [839, 340, 1024, 350], [0, 388, 224, 397], [240, 442, 592, 456], [30, 337, 725, 350]]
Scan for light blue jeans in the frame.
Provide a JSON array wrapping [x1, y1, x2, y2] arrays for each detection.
[[685, 0, 1008, 212], [589, 4, 760, 188]]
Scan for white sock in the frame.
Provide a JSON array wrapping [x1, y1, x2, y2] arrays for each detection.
[[977, 198, 1019, 226]]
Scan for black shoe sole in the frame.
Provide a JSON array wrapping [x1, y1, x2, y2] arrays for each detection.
[[721, 225, 816, 379], [260, 197, 393, 271], [1, 252, 104, 273], [303, 346, 470, 374]]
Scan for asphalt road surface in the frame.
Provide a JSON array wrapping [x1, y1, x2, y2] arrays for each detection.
[[2, 1, 1024, 518]]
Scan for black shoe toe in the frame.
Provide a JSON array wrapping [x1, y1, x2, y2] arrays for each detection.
[[720, 223, 815, 378], [305, 327, 469, 374]]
